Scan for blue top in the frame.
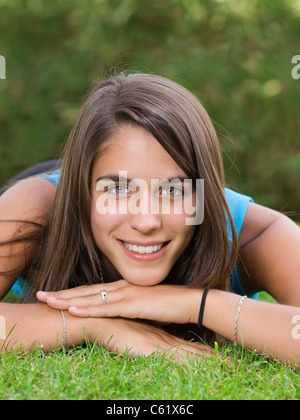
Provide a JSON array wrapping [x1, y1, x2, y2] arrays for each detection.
[[224, 188, 258, 298], [11, 171, 257, 299], [38, 171, 61, 187]]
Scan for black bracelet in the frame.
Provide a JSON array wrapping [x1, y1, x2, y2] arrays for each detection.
[[198, 287, 211, 328]]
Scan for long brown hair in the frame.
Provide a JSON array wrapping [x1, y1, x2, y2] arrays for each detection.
[[34, 72, 238, 294]]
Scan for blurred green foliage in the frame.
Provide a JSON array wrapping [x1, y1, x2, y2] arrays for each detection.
[[0, 0, 300, 217]]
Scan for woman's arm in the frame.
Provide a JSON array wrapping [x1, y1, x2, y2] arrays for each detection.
[[0, 302, 89, 352], [239, 202, 300, 304], [0, 177, 56, 299], [0, 301, 215, 360], [38, 281, 300, 367], [202, 289, 300, 366]]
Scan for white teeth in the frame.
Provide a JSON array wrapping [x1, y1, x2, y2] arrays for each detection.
[[123, 242, 164, 254]]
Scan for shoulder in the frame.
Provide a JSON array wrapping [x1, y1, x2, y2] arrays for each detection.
[[0, 177, 57, 297], [238, 202, 300, 301], [239, 202, 285, 247], [0, 176, 56, 223], [225, 188, 254, 237]]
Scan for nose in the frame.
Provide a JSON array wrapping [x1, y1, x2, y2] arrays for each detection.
[[127, 184, 162, 233], [128, 212, 162, 234]]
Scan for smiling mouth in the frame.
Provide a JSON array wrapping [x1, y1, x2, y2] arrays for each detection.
[[121, 241, 169, 254]]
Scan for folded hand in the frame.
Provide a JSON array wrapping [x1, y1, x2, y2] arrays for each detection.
[[96, 317, 217, 362], [37, 280, 202, 325]]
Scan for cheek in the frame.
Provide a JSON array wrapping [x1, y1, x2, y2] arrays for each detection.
[[163, 213, 195, 244], [90, 200, 124, 248]]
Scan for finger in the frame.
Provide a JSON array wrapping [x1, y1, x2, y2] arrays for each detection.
[[36, 291, 49, 302], [68, 299, 129, 318], [36, 279, 127, 302], [37, 285, 101, 302], [162, 343, 216, 362], [44, 292, 107, 310], [148, 340, 213, 363], [54, 286, 127, 309], [166, 340, 213, 356], [172, 341, 233, 365], [68, 305, 102, 317], [37, 290, 75, 303], [156, 333, 217, 358]]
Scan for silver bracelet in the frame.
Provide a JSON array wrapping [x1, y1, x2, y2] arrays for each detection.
[[234, 295, 247, 346], [61, 310, 67, 349]]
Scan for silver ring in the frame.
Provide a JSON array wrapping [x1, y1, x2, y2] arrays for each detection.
[[100, 289, 108, 304]]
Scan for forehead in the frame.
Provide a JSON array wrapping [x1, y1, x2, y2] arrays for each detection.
[[92, 124, 187, 180]]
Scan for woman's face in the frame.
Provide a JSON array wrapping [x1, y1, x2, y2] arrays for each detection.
[[90, 124, 196, 286]]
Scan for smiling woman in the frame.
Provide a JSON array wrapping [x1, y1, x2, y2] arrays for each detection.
[[1, 72, 300, 367], [89, 124, 197, 287], [33, 73, 237, 296]]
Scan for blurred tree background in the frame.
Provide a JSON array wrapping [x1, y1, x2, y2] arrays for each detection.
[[0, 0, 299, 217]]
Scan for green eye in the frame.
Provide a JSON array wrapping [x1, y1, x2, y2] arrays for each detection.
[[107, 184, 130, 195]]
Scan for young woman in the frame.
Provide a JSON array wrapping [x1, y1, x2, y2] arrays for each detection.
[[1, 73, 300, 367]]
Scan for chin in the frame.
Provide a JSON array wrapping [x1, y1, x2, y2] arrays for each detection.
[[121, 269, 168, 287]]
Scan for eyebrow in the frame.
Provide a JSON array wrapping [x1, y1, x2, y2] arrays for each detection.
[[95, 174, 191, 184]]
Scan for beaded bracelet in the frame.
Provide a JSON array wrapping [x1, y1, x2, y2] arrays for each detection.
[[234, 295, 247, 345], [61, 310, 67, 349]]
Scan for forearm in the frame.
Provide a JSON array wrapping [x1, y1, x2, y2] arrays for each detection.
[[0, 302, 208, 360], [200, 289, 300, 366], [0, 302, 96, 353]]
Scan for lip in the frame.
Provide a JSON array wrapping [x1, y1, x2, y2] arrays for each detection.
[[118, 239, 170, 262], [120, 239, 166, 247]]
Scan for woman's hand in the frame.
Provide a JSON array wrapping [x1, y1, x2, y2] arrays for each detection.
[[37, 280, 203, 325], [91, 316, 217, 362]]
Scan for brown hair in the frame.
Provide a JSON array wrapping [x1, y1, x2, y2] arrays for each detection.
[[34, 72, 238, 294], [1, 73, 238, 307]]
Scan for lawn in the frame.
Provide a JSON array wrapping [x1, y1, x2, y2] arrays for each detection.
[[0, 292, 299, 401], [0, 339, 299, 401]]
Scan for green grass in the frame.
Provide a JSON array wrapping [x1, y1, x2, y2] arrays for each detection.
[[0, 291, 299, 400], [0, 341, 299, 400]]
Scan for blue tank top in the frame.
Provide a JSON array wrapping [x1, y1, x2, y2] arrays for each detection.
[[12, 171, 257, 299], [38, 171, 61, 187]]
